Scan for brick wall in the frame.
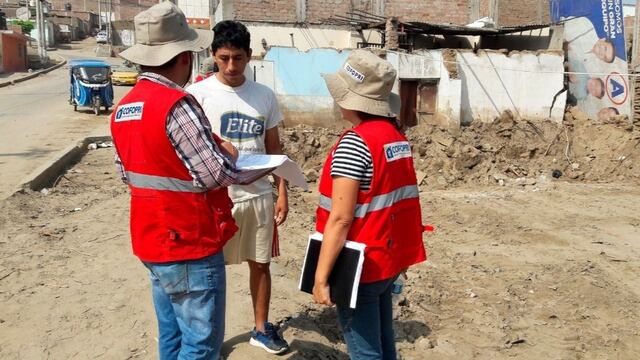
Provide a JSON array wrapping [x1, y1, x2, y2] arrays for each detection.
[[498, 0, 551, 26], [231, 0, 474, 25], [385, 0, 471, 25], [233, 0, 298, 23], [119, 0, 157, 21], [479, 0, 491, 18], [306, 0, 364, 24], [48, 0, 155, 21], [228, 0, 552, 26]]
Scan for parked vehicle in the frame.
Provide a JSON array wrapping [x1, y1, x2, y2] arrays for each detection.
[[110, 63, 140, 86], [69, 60, 114, 115], [96, 31, 107, 44], [58, 24, 71, 44]]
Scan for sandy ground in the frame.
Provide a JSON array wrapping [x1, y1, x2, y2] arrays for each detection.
[[1, 146, 639, 359], [0, 39, 128, 199]]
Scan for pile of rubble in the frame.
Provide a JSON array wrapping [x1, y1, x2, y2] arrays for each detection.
[[282, 107, 640, 189]]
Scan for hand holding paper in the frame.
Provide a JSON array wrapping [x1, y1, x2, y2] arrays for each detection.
[[235, 154, 308, 190]]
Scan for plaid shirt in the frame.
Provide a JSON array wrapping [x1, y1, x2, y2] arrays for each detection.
[[115, 72, 238, 190]]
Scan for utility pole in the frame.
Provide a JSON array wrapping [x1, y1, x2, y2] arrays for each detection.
[[632, 0, 640, 118], [35, 0, 47, 63], [107, 0, 111, 54], [633, 1, 640, 69], [490, 0, 499, 27], [98, 0, 101, 31]]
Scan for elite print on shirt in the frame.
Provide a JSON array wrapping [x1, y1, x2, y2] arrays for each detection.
[[220, 111, 265, 142]]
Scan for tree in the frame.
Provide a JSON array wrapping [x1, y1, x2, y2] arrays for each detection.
[[11, 20, 35, 35]]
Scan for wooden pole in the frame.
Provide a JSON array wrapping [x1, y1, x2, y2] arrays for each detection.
[[631, 1, 640, 119], [633, 1, 640, 68]]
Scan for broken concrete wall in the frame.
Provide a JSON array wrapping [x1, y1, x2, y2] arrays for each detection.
[[436, 63, 463, 128], [457, 50, 566, 124], [261, 47, 563, 129], [387, 50, 462, 128], [264, 46, 350, 127]]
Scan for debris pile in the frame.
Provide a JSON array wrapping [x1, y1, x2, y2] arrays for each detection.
[[282, 108, 640, 189]]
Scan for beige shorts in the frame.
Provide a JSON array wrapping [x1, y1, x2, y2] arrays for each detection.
[[223, 193, 274, 265]]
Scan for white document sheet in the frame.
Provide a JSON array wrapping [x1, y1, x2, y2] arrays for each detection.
[[235, 154, 308, 190]]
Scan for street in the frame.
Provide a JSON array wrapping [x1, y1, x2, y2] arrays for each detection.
[[0, 40, 129, 199]]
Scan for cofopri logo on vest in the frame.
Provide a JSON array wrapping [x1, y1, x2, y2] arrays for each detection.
[[115, 102, 144, 122], [384, 141, 412, 162], [220, 112, 265, 141]]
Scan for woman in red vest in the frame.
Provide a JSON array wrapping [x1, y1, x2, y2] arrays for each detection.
[[312, 50, 428, 359]]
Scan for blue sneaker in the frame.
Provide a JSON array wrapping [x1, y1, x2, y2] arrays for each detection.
[[249, 322, 289, 355]]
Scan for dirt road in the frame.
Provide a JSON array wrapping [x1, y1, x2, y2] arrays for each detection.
[[1, 147, 638, 359], [0, 40, 129, 199]]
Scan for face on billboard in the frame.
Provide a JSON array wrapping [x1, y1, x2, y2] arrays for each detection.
[[587, 78, 605, 99], [553, 0, 630, 118], [597, 107, 619, 120], [591, 39, 615, 64]]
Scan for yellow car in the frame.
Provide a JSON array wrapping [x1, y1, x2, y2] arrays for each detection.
[[111, 65, 139, 86]]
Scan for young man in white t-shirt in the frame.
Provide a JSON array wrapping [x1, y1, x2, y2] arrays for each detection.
[[186, 21, 289, 355]]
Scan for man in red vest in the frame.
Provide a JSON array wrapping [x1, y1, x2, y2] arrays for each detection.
[[110, 3, 240, 359]]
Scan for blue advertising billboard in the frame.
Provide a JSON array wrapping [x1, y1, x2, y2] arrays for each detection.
[[550, 0, 631, 120]]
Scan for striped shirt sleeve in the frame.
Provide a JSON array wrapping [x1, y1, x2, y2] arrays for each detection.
[[166, 95, 238, 190], [330, 132, 373, 190]]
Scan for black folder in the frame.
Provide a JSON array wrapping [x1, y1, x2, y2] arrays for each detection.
[[298, 233, 366, 309]]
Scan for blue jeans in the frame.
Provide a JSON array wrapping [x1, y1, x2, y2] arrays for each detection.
[[143, 252, 226, 360], [336, 276, 397, 360]]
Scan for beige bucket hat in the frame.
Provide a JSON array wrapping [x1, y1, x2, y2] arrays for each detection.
[[119, 1, 213, 67], [323, 49, 399, 118]]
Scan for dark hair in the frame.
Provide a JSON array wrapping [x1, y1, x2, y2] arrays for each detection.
[[357, 111, 401, 130], [212, 20, 251, 54], [606, 106, 620, 115], [603, 39, 615, 63]]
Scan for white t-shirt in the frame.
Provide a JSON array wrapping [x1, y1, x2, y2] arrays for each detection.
[[187, 75, 283, 202]]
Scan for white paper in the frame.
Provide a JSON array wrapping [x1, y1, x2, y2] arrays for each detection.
[[235, 154, 308, 190], [236, 154, 288, 170]]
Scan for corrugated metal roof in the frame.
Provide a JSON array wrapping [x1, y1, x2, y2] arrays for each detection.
[[367, 21, 551, 36]]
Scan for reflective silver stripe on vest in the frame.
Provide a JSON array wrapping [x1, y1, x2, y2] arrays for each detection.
[[126, 171, 204, 193], [318, 185, 419, 218]]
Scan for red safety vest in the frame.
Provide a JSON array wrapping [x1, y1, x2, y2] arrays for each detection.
[[316, 119, 427, 283], [110, 78, 237, 262]]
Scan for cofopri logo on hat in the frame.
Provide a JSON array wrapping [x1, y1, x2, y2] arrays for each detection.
[[344, 63, 365, 83]]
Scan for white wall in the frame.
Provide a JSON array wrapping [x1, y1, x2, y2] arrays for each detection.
[[245, 59, 275, 90], [436, 66, 462, 128], [457, 50, 566, 124], [387, 51, 441, 79]]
